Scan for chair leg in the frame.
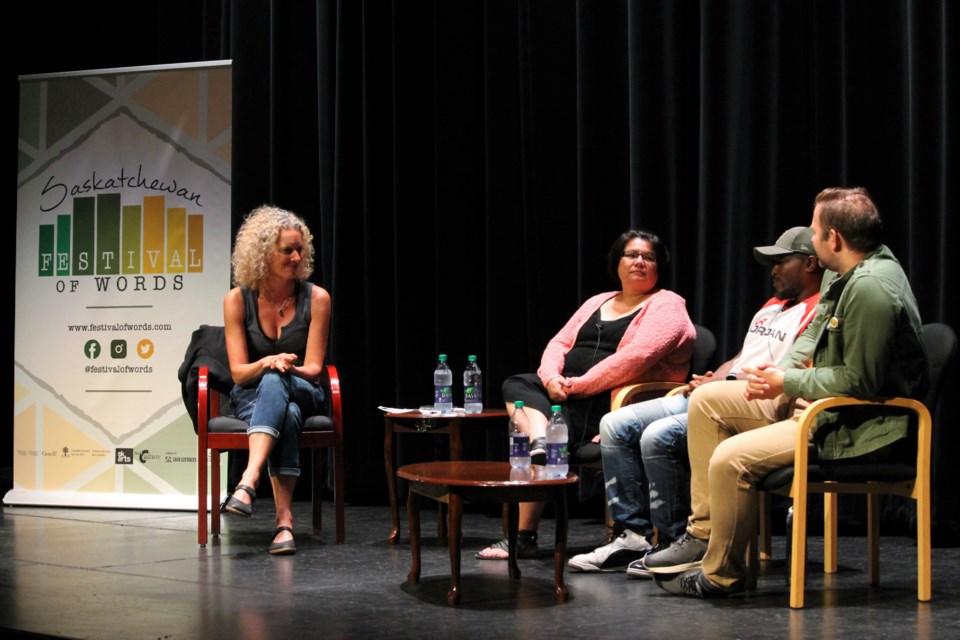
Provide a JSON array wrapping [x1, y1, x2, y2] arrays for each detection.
[[824, 492, 838, 574], [917, 485, 932, 602], [745, 491, 759, 592], [307, 447, 345, 544], [758, 491, 774, 561], [789, 491, 809, 609], [211, 449, 222, 537], [198, 445, 208, 546], [334, 444, 346, 544], [867, 493, 880, 586], [311, 448, 324, 536]]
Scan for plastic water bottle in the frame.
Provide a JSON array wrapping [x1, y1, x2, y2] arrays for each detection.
[[508, 401, 531, 470], [463, 355, 483, 414], [433, 354, 453, 413], [545, 405, 569, 478]]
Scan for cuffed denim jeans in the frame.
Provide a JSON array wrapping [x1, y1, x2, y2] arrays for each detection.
[[599, 393, 691, 543], [230, 372, 326, 478]]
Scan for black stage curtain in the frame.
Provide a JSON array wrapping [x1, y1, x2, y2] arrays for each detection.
[[12, 0, 959, 537]]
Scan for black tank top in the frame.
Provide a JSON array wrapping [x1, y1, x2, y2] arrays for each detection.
[[241, 281, 313, 365]]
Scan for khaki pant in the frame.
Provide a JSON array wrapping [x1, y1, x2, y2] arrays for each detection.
[[685, 380, 803, 589]]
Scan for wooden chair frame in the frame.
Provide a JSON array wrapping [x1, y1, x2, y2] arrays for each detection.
[[753, 396, 931, 609], [197, 364, 345, 546]]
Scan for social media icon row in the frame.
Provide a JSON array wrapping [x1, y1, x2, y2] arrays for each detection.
[[84, 339, 154, 360]]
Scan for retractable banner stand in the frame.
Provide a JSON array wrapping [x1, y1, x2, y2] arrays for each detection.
[[9, 62, 232, 509]]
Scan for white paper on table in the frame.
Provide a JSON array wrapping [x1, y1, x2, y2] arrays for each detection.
[[377, 406, 467, 416]]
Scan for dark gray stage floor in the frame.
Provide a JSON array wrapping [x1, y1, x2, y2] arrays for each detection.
[[0, 499, 956, 639]]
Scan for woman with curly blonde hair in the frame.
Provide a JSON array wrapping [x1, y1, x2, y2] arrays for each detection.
[[222, 205, 331, 556]]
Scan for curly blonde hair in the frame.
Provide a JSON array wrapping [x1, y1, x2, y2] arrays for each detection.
[[231, 205, 315, 289]]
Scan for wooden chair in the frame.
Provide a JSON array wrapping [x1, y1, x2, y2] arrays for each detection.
[[196, 363, 345, 546], [752, 322, 956, 608]]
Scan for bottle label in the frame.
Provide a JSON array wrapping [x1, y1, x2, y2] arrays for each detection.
[[509, 434, 529, 458], [434, 384, 452, 405], [546, 442, 568, 466], [464, 382, 482, 405]]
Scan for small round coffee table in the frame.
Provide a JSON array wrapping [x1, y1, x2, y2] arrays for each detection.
[[397, 460, 579, 605]]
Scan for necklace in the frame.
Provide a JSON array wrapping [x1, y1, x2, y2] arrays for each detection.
[[274, 296, 293, 317], [262, 292, 294, 317]]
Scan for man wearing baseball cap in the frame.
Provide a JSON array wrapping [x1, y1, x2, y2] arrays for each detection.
[[568, 226, 823, 574], [646, 187, 927, 599]]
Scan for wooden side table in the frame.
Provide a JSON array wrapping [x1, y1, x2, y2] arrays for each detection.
[[383, 408, 508, 544], [398, 461, 579, 605]]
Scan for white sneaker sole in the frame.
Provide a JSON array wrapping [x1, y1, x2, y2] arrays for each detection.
[[567, 558, 628, 572]]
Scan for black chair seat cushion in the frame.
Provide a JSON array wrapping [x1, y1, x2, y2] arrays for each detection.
[[758, 462, 917, 492], [569, 441, 601, 465], [208, 414, 334, 434]]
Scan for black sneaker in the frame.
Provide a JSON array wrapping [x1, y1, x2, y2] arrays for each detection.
[[626, 542, 667, 579], [642, 533, 708, 574], [567, 530, 652, 572], [654, 568, 741, 598]]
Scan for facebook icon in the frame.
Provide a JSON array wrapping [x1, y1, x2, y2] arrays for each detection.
[[84, 340, 101, 359]]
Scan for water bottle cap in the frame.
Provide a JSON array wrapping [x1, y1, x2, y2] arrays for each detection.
[[514, 400, 524, 408], [551, 405, 561, 412], [438, 354, 447, 361], [468, 355, 477, 362]]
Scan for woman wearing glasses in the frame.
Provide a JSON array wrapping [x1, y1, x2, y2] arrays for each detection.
[[477, 229, 696, 560]]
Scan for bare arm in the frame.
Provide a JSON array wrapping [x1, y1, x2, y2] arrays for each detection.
[[224, 288, 276, 386], [288, 285, 331, 383]]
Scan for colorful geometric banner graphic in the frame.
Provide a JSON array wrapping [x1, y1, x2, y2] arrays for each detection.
[[11, 62, 232, 509]]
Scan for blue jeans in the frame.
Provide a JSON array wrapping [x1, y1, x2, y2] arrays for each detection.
[[599, 393, 691, 544], [230, 372, 326, 478]]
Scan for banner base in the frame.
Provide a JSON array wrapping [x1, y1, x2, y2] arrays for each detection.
[[2, 489, 202, 511]]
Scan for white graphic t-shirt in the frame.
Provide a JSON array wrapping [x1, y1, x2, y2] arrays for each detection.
[[727, 293, 819, 377]]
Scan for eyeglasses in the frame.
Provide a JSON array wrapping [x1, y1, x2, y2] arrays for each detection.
[[622, 251, 657, 263]]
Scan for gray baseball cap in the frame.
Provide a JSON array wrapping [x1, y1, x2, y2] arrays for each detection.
[[753, 226, 815, 265]]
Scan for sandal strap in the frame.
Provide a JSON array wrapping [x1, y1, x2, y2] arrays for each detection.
[[235, 484, 257, 501], [518, 529, 538, 543], [273, 526, 294, 536], [486, 538, 510, 553], [486, 530, 537, 552]]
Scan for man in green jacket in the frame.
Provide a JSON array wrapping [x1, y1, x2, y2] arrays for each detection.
[[643, 187, 927, 597]]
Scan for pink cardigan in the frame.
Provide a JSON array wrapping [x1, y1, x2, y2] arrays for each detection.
[[537, 290, 696, 400]]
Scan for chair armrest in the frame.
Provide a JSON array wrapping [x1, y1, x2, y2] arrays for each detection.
[[792, 396, 931, 479], [611, 381, 686, 411], [321, 364, 343, 436], [197, 364, 223, 433]]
